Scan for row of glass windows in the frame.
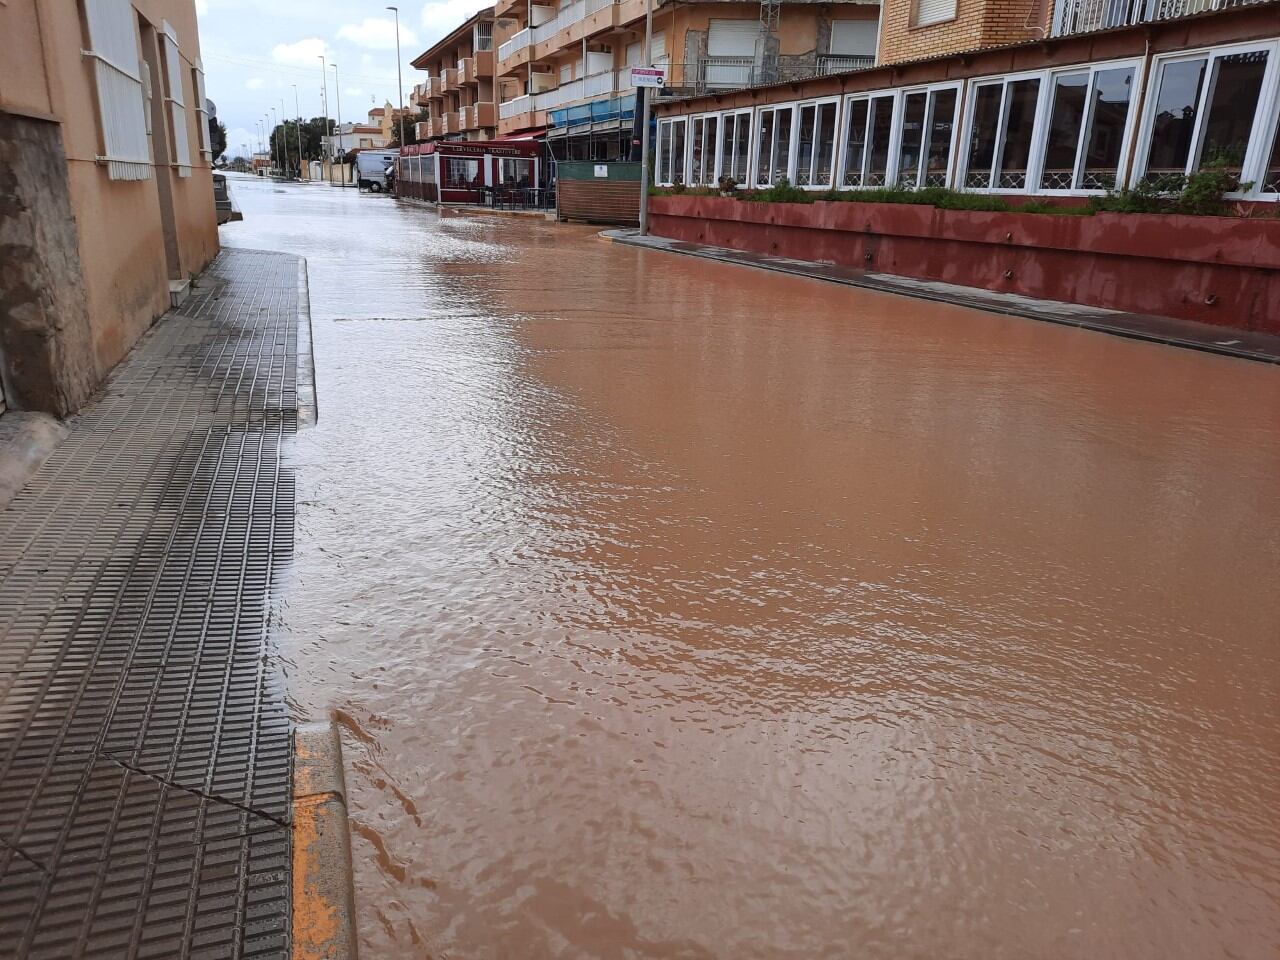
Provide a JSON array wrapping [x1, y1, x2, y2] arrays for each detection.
[[655, 40, 1280, 199]]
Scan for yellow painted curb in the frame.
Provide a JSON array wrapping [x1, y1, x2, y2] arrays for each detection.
[[292, 721, 359, 960]]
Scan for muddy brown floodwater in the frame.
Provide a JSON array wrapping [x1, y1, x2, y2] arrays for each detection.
[[222, 175, 1280, 960]]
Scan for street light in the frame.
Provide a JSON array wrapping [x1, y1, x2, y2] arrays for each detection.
[[386, 6, 406, 149], [292, 84, 306, 181], [331, 63, 345, 185], [270, 107, 279, 175], [319, 54, 331, 185]]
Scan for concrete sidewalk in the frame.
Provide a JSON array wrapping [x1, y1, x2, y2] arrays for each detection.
[[0, 248, 313, 958], [605, 230, 1280, 365]]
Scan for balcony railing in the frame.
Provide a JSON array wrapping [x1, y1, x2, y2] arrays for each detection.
[[818, 54, 876, 75], [657, 56, 875, 97], [499, 94, 531, 119], [498, 27, 531, 61], [1051, 0, 1265, 35]]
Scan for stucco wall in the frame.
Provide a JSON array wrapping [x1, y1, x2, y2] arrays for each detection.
[[0, 0, 218, 403]]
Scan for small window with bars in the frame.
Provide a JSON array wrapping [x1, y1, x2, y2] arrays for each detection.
[[474, 21, 494, 52]]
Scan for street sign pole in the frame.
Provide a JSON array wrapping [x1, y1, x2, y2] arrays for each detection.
[[637, 0, 653, 236]]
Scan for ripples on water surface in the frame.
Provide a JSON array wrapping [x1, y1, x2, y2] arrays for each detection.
[[222, 176, 1280, 959]]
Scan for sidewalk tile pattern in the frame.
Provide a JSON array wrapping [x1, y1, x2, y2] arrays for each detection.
[[0, 249, 303, 959]]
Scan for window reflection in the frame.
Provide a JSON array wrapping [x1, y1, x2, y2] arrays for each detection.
[[1144, 58, 1207, 187]]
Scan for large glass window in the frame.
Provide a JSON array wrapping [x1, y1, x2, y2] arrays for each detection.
[[444, 157, 480, 189], [796, 100, 838, 187], [923, 88, 958, 187], [896, 86, 958, 189], [1140, 48, 1272, 188], [499, 157, 534, 186], [718, 110, 751, 185], [996, 79, 1041, 189], [656, 117, 688, 185], [1038, 64, 1136, 191], [754, 106, 794, 186], [1196, 50, 1268, 179], [1142, 57, 1207, 187], [1080, 66, 1135, 190], [839, 94, 894, 188], [840, 99, 869, 186], [1040, 72, 1090, 190], [964, 77, 1042, 190], [897, 92, 928, 188], [965, 84, 1004, 188]]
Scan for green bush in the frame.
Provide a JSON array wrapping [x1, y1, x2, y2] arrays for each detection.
[[742, 177, 816, 204]]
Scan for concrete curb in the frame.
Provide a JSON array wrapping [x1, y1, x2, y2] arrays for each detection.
[[603, 229, 1280, 365], [292, 721, 358, 960], [296, 258, 319, 428]]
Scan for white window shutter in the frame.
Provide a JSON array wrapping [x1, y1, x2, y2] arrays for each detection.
[[650, 32, 667, 65], [915, 0, 956, 26], [161, 21, 192, 176], [829, 20, 879, 56], [707, 20, 758, 57], [83, 0, 151, 180], [194, 62, 212, 158]]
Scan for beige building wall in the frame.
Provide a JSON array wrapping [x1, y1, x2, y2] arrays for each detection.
[[0, 0, 218, 412]]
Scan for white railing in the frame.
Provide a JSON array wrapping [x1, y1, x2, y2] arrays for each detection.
[[1051, 0, 1263, 36], [615, 67, 635, 91], [499, 94, 531, 119], [818, 55, 875, 75], [583, 70, 615, 98], [530, 0, 615, 44], [534, 77, 583, 110], [498, 27, 531, 60]]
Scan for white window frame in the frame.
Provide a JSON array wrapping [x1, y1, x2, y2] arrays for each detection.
[[160, 21, 192, 177], [957, 68, 1048, 194], [715, 107, 754, 186], [750, 104, 798, 187], [892, 81, 962, 190], [794, 96, 842, 190], [82, 0, 152, 181], [1032, 57, 1143, 196], [1258, 72, 1280, 199], [1130, 40, 1280, 200], [687, 112, 720, 187], [655, 116, 687, 186], [836, 89, 899, 189]]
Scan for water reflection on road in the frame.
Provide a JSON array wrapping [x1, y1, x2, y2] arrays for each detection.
[[222, 175, 1280, 960]]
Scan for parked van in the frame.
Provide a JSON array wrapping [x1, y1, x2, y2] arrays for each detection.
[[355, 150, 399, 192]]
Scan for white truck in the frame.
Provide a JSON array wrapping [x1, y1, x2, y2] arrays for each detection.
[[355, 150, 398, 192]]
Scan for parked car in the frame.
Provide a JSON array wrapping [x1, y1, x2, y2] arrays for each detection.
[[213, 173, 242, 224], [355, 150, 399, 192]]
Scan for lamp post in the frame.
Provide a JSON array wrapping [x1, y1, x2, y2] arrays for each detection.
[[279, 99, 289, 177], [637, 0, 654, 235], [386, 6, 406, 149], [319, 54, 332, 185], [331, 63, 345, 185], [293, 84, 306, 181]]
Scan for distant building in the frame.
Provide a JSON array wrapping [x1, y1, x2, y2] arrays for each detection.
[[0, 0, 219, 416]]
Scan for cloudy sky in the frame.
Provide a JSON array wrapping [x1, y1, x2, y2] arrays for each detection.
[[195, 0, 486, 158]]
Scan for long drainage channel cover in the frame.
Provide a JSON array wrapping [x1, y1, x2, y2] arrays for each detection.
[[0, 249, 305, 959]]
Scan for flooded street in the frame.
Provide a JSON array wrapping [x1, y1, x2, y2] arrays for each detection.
[[221, 175, 1280, 960]]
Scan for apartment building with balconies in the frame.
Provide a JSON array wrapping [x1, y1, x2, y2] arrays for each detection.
[[493, 0, 883, 160], [410, 7, 499, 143]]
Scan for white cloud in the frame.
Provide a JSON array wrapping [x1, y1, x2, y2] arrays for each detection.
[[337, 17, 418, 50], [245, 77, 264, 90], [195, 0, 208, 15], [271, 37, 329, 68], [419, 0, 487, 38]]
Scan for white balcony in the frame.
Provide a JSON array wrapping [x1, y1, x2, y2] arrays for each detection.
[[1051, 0, 1264, 36], [498, 27, 531, 61], [499, 94, 532, 119]]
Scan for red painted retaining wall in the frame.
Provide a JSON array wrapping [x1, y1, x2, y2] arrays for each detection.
[[648, 195, 1280, 333]]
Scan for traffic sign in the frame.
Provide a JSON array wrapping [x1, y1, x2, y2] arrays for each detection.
[[631, 66, 667, 88]]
